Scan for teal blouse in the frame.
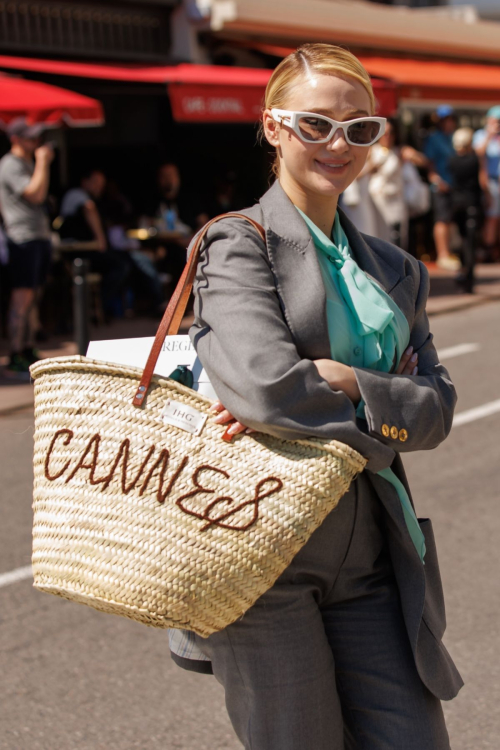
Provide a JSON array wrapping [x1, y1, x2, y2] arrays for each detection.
[[295, 207, 426, 563]]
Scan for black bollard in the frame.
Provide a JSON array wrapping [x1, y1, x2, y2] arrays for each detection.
[[461, 206, 477, 295], [73, 257, 90, 355]]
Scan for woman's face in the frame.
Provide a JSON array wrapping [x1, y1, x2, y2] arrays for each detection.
[[263, 73, 373, 202]]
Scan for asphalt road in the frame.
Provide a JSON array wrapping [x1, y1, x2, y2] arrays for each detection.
[[1, 301, 500, 750]]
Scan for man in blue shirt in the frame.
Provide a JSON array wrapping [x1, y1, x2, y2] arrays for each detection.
[[473, 105, 500, 259], [424, 105, 459, 270]]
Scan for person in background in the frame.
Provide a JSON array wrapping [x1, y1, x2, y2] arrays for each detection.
[[424, 105, 461, 270], [141, 163, 197, 295], [60, 168, 108, 248], [339, 164, 390, 242], [0, 119, 53, 376], [368, 120, 407, 248], [59, 169, 129, 319], [449, 127, 486, 293], [101, 180, 164, 315], [147, 163, 194, 235], [197, 171, 243, 224], [473, 105, 500, 261]]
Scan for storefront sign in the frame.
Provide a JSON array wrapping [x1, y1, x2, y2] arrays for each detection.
[[168, 84, 264, 122]]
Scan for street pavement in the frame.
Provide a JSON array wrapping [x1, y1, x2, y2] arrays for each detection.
[[1, 301, 500, 749]]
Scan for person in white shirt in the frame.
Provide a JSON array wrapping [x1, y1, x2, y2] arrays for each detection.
[[368, 120, 407, 248]]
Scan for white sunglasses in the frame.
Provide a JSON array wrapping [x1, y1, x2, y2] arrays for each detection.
[[271, 109, 386, 147]]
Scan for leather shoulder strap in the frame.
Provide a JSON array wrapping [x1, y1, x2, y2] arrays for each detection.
[[132, 212, 266, 406]]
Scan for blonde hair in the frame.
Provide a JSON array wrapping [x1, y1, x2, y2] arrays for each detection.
[[261, 44, 376, 177], [452, 127, 473, 151]]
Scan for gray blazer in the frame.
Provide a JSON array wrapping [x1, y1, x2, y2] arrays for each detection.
[[190, 180, 463, 700]]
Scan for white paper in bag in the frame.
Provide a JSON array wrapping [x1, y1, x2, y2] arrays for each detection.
[[86, 335, 217, 400]]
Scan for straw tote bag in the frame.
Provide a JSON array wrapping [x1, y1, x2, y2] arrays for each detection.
[[30, 213, 367, 637]]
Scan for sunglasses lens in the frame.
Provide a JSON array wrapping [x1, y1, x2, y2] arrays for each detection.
[[297, 116, 333, 142], [346, 119, 381, 145]]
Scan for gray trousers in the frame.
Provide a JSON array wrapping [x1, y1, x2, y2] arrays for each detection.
[[194, 473, 450, 750]]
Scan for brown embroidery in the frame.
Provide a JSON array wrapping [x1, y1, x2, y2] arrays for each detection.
[[99, 440, 155, 494], [176, 467, 283, 532], [43, 428, 284, 529], [139, 449, 189, 504], [44, 429, 74, 480], [201, 477, 283, 532], [65, 433, 104, 485], [176, 465, 230, 520]]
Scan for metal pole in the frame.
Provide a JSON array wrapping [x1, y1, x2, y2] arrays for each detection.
[[73, 257, 89, 355], [462, 206, 477, 295]]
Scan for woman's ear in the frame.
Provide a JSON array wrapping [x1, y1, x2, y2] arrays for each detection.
[[262, 110, 281, 147]]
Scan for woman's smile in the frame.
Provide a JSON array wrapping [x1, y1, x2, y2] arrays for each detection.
[[314, 158, 351, 175]]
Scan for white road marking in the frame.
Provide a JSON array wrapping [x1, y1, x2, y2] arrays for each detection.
[[0, 564, 32, 589], [439, 343, 480, 360], [453, 399, 500, 427]]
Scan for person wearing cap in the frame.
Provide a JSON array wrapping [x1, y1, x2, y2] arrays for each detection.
[[424, 105, 460, 271], [0, 118, 54, 376], [473, 105, 500, 260]]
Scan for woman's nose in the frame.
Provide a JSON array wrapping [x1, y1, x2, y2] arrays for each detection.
[[326, 128, 349, 152]]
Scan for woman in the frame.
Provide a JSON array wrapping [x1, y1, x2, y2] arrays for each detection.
[[368, 119, 408, 248], [175, 44, 462, 749]]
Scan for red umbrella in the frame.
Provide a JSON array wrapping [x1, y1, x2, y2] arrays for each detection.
[[0, 73, 104, 128]]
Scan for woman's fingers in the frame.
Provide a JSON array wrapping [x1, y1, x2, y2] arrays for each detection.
[[222, 421, 249, 441], [396, 346, 413, 374], [209, 401, 224, 413], [213, 408, 235, 425], [396, 346, 418, 375], [403, 352, 418, 375], [210, 403, 253, 440]]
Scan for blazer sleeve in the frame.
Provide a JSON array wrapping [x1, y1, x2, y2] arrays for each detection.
[[190, 217, 396, 474], [352, 261, 457, 453]]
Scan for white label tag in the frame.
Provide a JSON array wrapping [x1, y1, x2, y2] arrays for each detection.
[[161, 399, 208, 436]]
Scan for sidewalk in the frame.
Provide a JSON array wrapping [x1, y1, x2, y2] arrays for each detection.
[[1, 263, 500, 415], [425, 261, 500, 315]]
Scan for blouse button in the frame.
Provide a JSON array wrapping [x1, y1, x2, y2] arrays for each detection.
[[353, 346, 362, 356]]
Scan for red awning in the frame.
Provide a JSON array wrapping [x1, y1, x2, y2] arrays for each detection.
[[0, 73, 103, 128], [244, 44, 500, 105], [0, 55, 273, 123], [0, 54, 397, 121], [0, 54, 271, 85], [358, 57, 500, 91], [358, 56, 500, 104]]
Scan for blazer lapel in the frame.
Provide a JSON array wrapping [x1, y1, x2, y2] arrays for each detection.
[[259, 181, 331, 360], [338, 207, 401, 294], [338, 208, 416, 328]]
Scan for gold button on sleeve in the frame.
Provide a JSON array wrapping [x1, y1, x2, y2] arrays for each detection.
[[390, 426, 399, 440], [399, 428, 408, 442], [381, 424, 390, 438]]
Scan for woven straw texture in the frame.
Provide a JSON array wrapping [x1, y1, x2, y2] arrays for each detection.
[[31, 355, 366, 636]]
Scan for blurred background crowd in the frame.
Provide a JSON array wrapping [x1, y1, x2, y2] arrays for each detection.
[[1, 0, 500, 376]]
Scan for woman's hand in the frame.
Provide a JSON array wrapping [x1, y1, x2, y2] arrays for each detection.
[[312, 360, 361, 404], [313, 347, 418, 402], [211, 347, 419, 441], [396, 345, 418, 376], [210, 402, 256, 441]]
